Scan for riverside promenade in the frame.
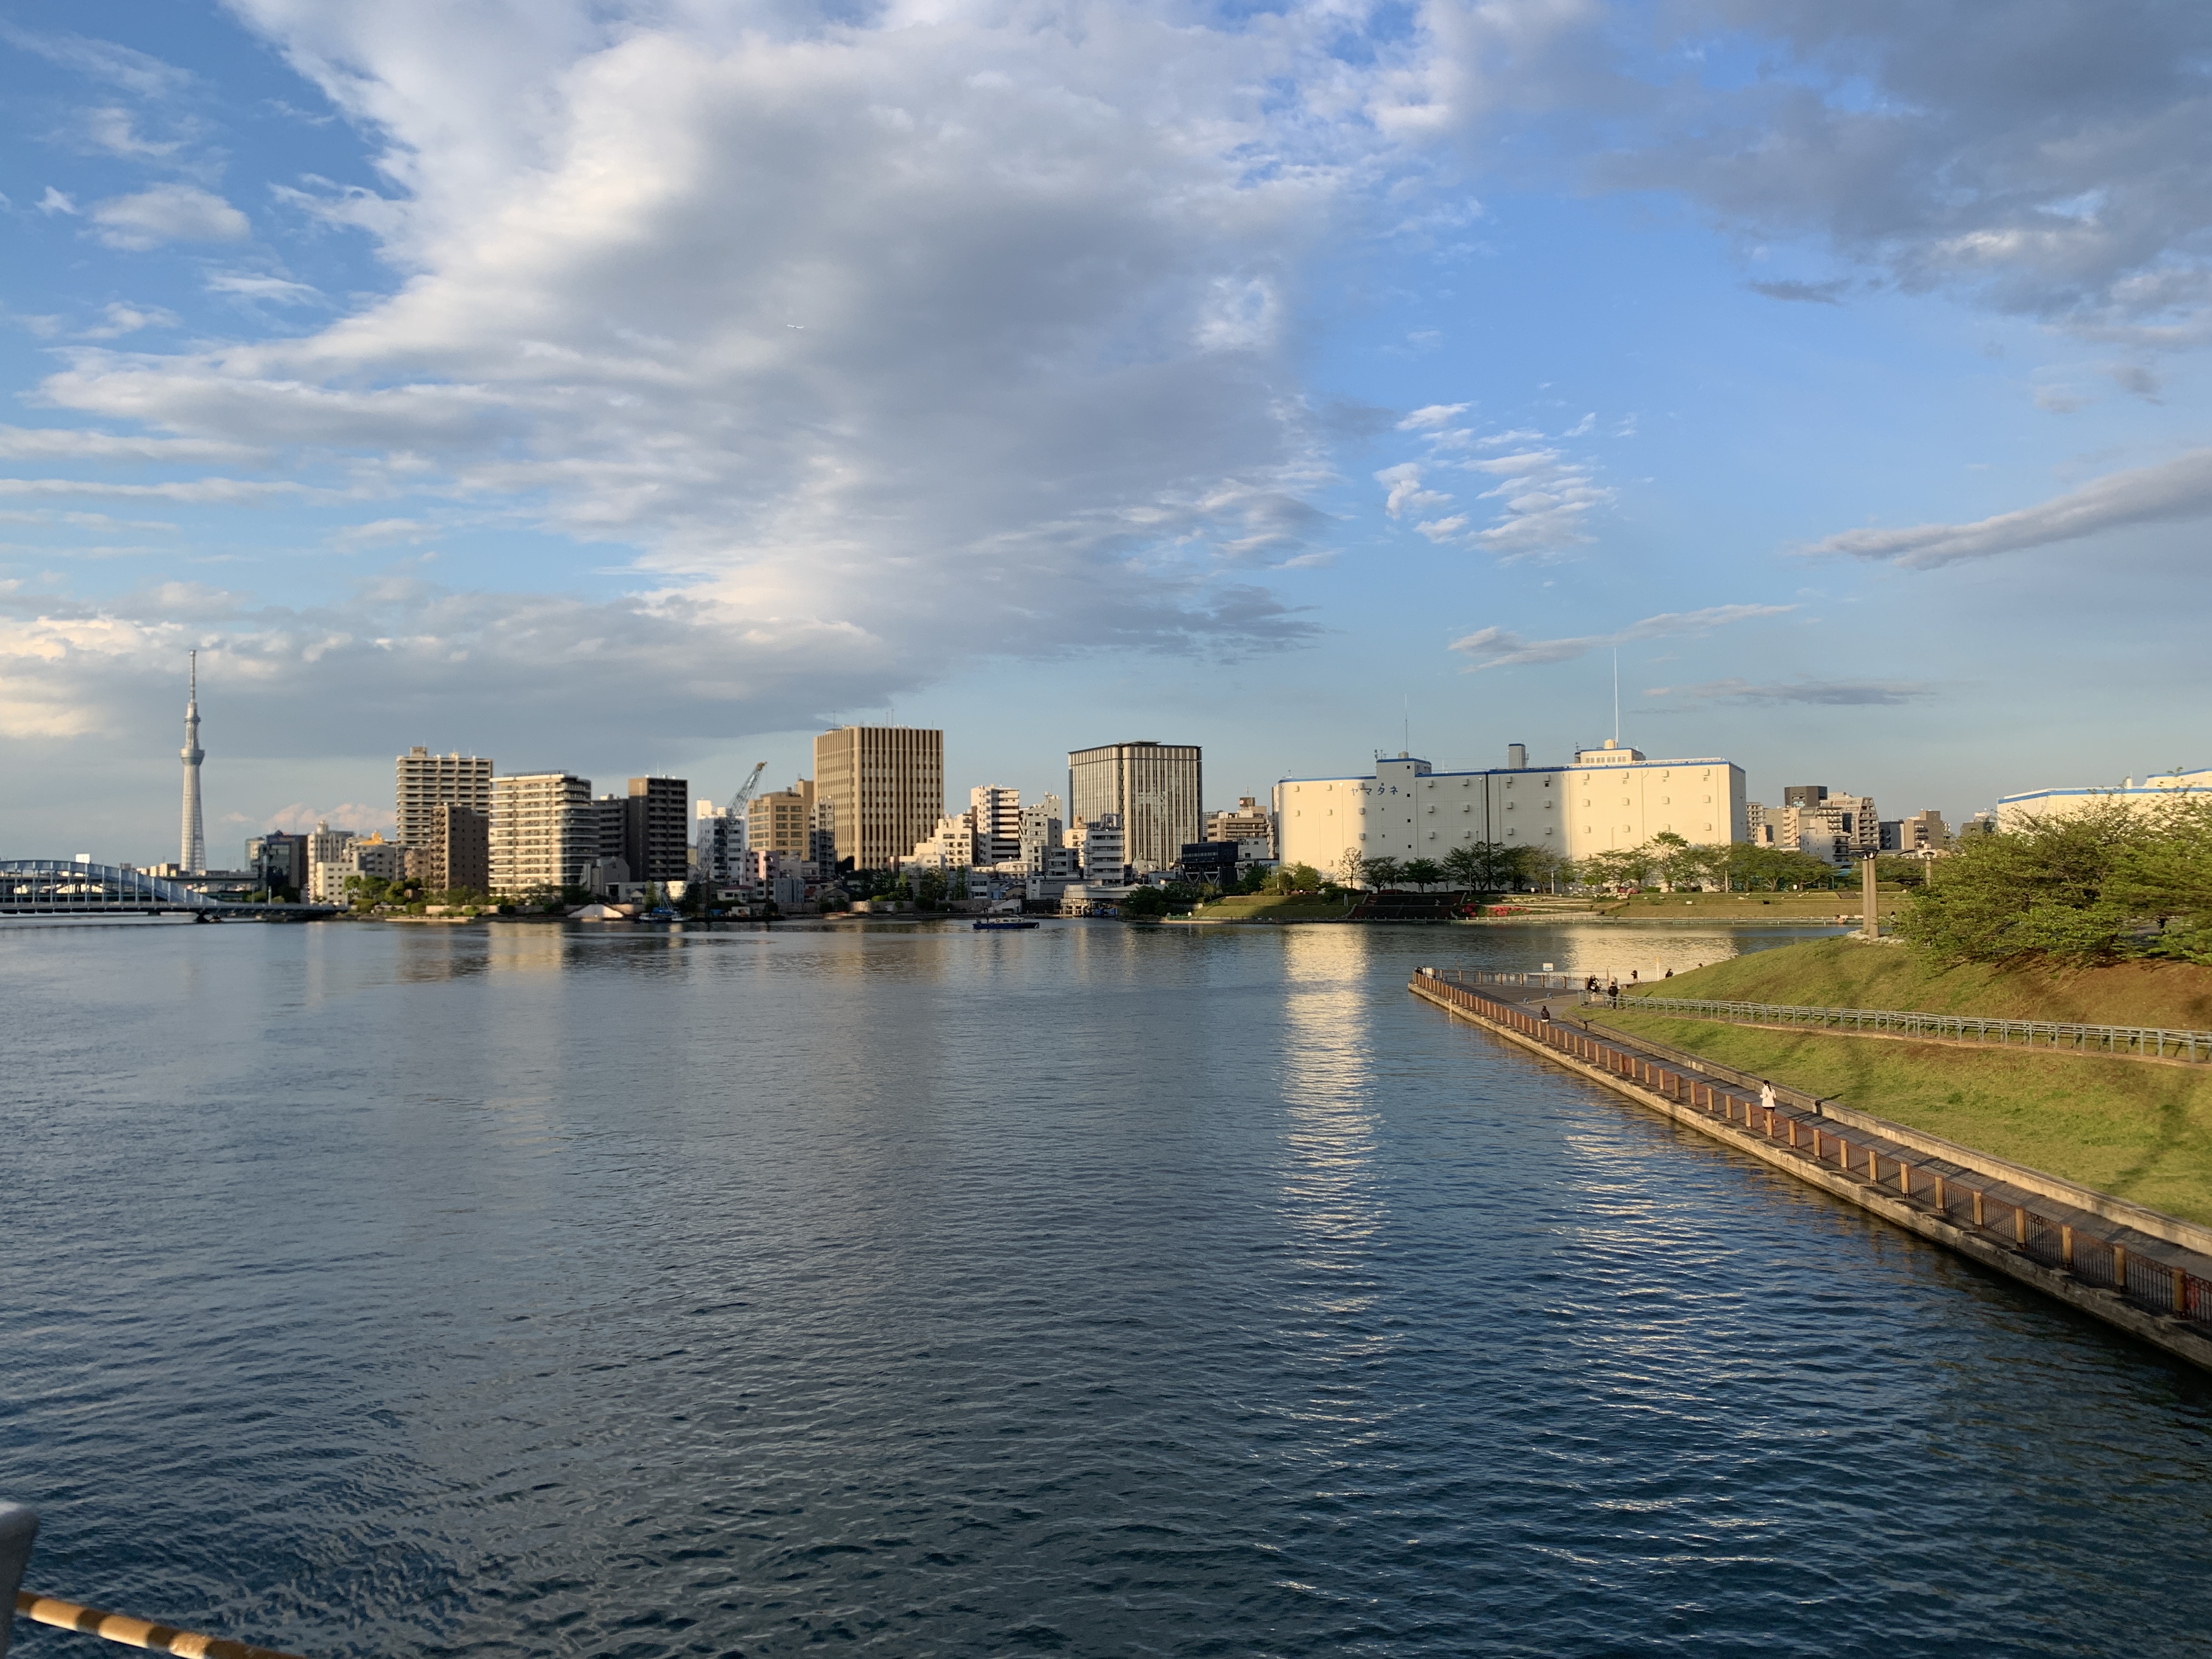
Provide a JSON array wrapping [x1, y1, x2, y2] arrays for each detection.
[[1410, 966, 2212, 1373]]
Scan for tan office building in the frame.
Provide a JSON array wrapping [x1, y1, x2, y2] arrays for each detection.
[[749, 780, 816, 860], [814, 726, 944, 871], [490, 771, 594, 894], [1069, 741, 1202, 873], [396, 748, 494, 847]]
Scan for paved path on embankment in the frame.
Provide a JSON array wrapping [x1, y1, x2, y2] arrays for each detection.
[[1411, 969, 2212, 1374]]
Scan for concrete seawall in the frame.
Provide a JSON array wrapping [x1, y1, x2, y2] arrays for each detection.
[[1410, 971, 2212, 1375]]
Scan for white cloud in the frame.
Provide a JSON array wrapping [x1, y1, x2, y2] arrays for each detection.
[[1643, 676, 1936, 707], [1398, 404, 1469, 430], [83, 106, 185, 159], [31, 0, 1396, 718], [88, 185, 251, 250], [38, 187, 76, 216], [205, 272, 324, 305], [0, 427, 259, 464], [1803, 449, 2212, 567], [1449, 604, 1796, 669], [78, 303, 180, 341], [1376, 462, 1453, 518], [0, 477, 302, 503]]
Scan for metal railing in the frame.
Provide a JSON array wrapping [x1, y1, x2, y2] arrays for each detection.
[[1409, 970, 2212, 1331], [1613, 994, 2212, 1062]]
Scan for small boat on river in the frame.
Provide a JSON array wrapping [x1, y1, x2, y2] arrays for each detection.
[[973, 917, 1040, 930]]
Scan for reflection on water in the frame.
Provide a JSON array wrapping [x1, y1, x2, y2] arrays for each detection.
[[1, 918, 2207, 1659]]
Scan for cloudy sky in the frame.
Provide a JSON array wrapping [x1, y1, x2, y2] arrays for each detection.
[[3, 0, 2209, 859]]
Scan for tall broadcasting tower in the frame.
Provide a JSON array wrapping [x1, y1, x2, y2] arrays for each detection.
[[180, 650, 206, 873]]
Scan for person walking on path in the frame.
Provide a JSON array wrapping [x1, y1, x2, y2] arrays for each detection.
[[1759, 1080, 1777, 1114]]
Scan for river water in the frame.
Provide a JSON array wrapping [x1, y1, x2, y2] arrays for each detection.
[[2, 918, 2208, 1658]]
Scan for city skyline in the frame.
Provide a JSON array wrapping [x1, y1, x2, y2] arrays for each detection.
[[3, 3, 2209, 856]]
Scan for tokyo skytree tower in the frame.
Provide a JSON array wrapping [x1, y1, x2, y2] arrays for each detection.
[[180, 650, 205, 873]]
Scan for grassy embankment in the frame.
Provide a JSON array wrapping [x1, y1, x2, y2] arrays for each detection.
[[1591, 888, 1914, 921], [1598, 937, 2212, 1223], [1187, 892, 1358, 921]]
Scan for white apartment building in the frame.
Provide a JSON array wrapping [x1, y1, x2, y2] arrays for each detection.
[[396, 748, 493, 847], [904, 813, 979, 871], [1273, 742, 1746, 877], [490, 771, 594, 893], [1074, 812, 1126, 882], [1999, 768, 2212, 830], [970, 786, 1023, 866]]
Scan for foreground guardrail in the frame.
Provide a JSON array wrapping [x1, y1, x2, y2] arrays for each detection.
[[0, 1506, 307, 1659], [1611, 993, 2212, 1062], [1412, 969, 2212, 1334]]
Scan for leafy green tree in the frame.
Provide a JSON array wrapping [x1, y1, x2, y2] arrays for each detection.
[[1362, 856, 1404, 890], [1269, 862, 1323, 894], [1121, 885, 1170, 918], [1896, 800, 2154, 963], [1442, 842, 1499, 890], [1401, 857, 1444, 891]]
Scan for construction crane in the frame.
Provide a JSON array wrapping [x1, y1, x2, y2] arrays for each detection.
[[696, 761, 768, 881]]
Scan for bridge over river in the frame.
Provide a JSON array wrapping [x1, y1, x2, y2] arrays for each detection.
[[0, 860, 336, 919]]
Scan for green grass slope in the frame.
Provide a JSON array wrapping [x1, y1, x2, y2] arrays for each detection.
[[1632, 935, 2212, 1030], [1600, 1009, 2212, 1224]]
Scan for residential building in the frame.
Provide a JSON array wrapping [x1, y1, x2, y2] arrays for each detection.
[[310, 833, 407, 904], [490, 771, 594, 893], [1273, 742, 1747, 878], [1068, 741, 1201, 874], [1997, 768, 2212, 830], [590, 794, 629, 866], [815, 726, 944, 872], [396, 748, 493, 847], [1074, 812, 1126, 882], [905, 813, 978, 870], [810, 796, 838, 872], [245, 832, 309, 896], [1773, 786, 1878, 865], [969, 785, 1022, 866], [420, 803, 489, 892], [695, 798, 751, 883], [1019, 795, 1065, 873], [749, 780, 816, 861], [1880, 809, 1949, 853], [1205, 796, 1273, 858], [625, 776, 690, 882]]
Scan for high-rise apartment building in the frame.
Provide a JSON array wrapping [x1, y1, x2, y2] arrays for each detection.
[[1774, 785, 1878, 865], [969, 786, 1022, 866], [814, 726, 944, 872], [749, 780, 816, 861], [396, 747, 494, 848], [490, 772, 594, 893], [625, 776, 690, 882], [1068, 741, 1202, 874]]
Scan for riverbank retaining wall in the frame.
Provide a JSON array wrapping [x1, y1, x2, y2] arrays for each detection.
[[1409, 969, 2212, 1375]]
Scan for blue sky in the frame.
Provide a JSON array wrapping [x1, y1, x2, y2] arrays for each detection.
[[3, 0, 2208, 860]]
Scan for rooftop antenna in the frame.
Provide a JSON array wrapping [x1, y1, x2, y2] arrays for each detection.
[[1403, 693, 1410, 757], [1612, 650, 1620, 746]]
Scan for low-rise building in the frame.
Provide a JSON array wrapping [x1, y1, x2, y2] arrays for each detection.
[[1274, 742, 1746, 878], [904, 812, 978, 870], [245, 832, 309, 896], [1205, 797, 1273, 856], [1073, 813, 1126, 883], [1997, 768, 2212, 830], [1880, 809, 1948, 854]]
